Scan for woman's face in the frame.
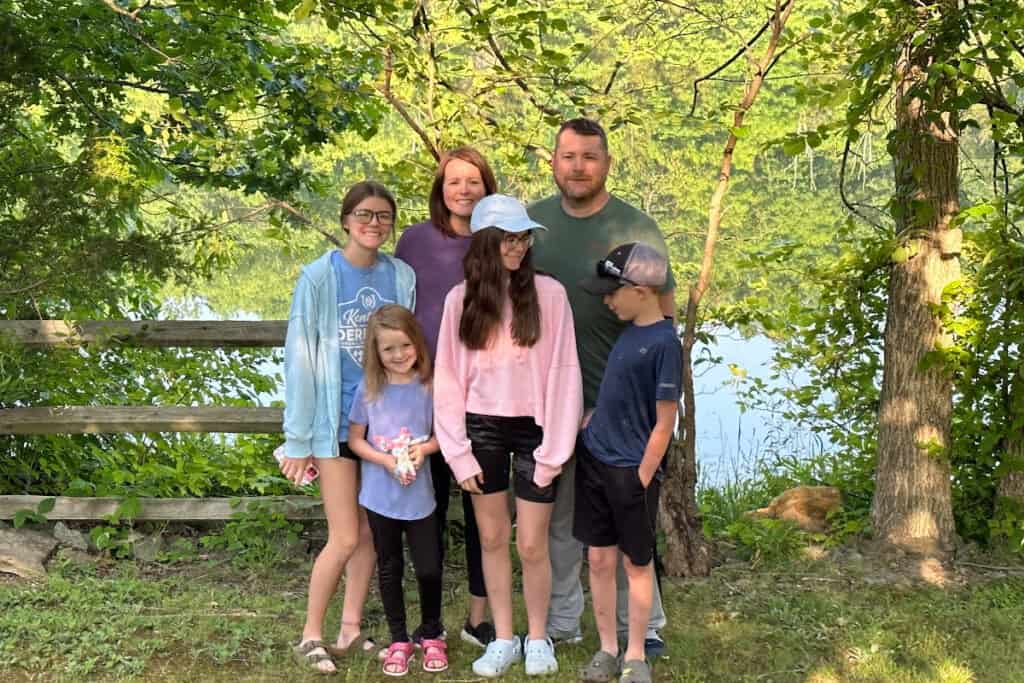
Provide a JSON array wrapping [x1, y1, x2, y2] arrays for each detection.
[[343, 196, 394, 251], [442, 158, 486, 222], [499, 230, 533, 272]]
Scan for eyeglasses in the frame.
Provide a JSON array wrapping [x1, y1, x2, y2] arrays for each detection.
[[349, 209, 395, 225], [597, 258, 637, 286], [501, 231, 534, 248]]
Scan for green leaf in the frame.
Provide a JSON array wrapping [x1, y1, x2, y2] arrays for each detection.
[[37, 497, 56, 515], [782, 137, 806, 156], [730, 126, 750, 139], [294, 0, 316, 21], [12, 509, 32, 529]]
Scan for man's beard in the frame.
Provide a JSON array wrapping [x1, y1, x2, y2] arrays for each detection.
[[555, 174, 606, 202]]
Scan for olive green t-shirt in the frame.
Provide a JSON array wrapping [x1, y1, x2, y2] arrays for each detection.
[[529, 194, 676, 410]]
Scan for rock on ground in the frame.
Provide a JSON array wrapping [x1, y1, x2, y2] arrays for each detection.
[[0, 527, 58, 580]]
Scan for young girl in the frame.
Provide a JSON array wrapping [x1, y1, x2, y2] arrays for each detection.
[[434, 194, 583, 678], [348, 305, 447, 676], [279, 182, 416, 674]]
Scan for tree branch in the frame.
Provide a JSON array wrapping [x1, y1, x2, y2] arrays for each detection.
[[455, 0, 560, 118], [102, 0, 149, 22], [377, 48, 440, 161], [688, 0, 791, 116], [272, 200, 343, 248], [840, 137, 886, 232]]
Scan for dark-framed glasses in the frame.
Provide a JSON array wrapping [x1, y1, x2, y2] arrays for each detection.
[[349, 209, 395, 225], [501, 231, 534, 248], [597, 258, 637, 286]]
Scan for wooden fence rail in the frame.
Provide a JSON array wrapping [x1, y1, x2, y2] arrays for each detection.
[[0, 495, 323, 521], [1, 320, 296, 521], [0, 407, 283, 434], [0, 320, 286, 347]]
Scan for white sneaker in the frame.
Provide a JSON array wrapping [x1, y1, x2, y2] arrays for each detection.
[[472, 636, 522, 678], [524, 636, 558, 675]]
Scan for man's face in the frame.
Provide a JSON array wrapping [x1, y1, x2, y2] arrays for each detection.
[[551, 129, 611, 202]]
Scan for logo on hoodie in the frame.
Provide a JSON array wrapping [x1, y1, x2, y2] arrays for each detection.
[[338, 286, 394, 366]]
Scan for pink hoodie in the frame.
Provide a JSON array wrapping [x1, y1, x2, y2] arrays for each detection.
[[434, 274, 583, 488]]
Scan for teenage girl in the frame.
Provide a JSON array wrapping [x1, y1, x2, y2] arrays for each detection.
[[434, 194, 583, 678], [347, 304, 447, 676], [279, 181, 416, 674]]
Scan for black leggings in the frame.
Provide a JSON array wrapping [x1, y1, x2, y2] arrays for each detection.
[[428, 450, 487, 598], [365, 509, 444, 643]]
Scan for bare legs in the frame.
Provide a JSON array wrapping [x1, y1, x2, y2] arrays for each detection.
[[588, 545, 653, 662], [298, 457, 375, 673], [515, 498, 554, 641], [471, 492, 553, 642]]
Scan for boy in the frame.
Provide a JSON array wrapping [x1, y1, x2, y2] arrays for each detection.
[[574, 242, 681, 683]]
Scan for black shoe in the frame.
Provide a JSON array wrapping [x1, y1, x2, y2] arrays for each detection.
[[460, 619, 496, 649], [411, 623, 447, 647], [644, 635, 666, 660]]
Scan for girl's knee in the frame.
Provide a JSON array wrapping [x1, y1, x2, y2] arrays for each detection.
[[478, 523, 511, 553], [516, 535, 549, 565]]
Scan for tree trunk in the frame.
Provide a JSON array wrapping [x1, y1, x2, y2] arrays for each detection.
[[870, 3, 961, 557], [661, 0, 794, 577], [997, 371, 1024, 504]]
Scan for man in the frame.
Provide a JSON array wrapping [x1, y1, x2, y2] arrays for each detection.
[[530, 118, 676, 658]]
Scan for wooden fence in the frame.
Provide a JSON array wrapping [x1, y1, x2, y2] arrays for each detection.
[[0, 320, 322, 520]]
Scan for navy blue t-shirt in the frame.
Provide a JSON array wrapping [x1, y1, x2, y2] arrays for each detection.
[[582, 319, 681, 474]]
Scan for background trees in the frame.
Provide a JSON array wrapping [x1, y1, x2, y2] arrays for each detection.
[[3, 0, 1024, 562]]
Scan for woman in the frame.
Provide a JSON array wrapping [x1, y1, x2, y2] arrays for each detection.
[[434, 194, 583, 678], [394, 147, 498, 648], [279, 181, 416, 674]]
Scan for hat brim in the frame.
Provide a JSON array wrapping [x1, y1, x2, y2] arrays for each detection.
[[579, 276, 623, 295], [502, 217, 548, 233]]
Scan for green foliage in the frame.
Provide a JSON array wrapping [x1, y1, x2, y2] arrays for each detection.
[[724, 516, 806, 565], [199, 501, 304, 569], [11, 496, 54, 528]]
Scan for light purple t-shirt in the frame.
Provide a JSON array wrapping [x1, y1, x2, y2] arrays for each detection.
[[395, 221, 472, 360], [348, 378, 435, 520]]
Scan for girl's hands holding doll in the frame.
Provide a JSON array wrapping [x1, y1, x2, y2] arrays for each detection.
[[389, 455, 417, 486], [406, 437, 438, 471]]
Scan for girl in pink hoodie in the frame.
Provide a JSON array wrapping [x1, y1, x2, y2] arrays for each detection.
[[434, 194, 583, 678]]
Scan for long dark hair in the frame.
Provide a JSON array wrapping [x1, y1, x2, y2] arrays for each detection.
[[428, 147, 498, 238], [459, 227, 541, 350]]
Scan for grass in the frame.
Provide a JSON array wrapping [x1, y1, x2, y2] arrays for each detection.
[[1, 539, 1023, 682]]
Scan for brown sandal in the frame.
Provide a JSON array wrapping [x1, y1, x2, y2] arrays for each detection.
[[294, 639, 336, 674], [325, 632, 378, 659]]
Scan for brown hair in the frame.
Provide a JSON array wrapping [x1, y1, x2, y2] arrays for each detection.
[[339, 181, 397, 233], [361, 304, 432, 402], [428, 147, 498, 238], [459, 228, 543, 350], [555, 118, 608, 152]]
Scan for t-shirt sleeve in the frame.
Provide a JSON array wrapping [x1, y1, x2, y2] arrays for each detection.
[[655, 332, 683, 402], [641, 216, 677, 293], [348, 380, 369, 426]]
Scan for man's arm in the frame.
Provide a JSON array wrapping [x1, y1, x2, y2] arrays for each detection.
[[659, 288, 676, 321]]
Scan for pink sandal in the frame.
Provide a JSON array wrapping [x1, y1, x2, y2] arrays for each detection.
[[382, 641, 415, 677], [420, 638, 448, 673]]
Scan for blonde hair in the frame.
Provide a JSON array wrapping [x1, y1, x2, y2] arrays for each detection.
[[361, 304, 432, 402]]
